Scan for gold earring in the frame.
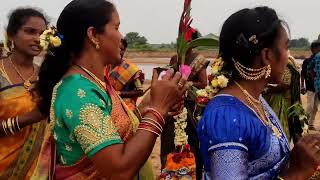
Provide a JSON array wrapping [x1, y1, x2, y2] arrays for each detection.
[[95, 43, 100, 50], [10, 41, 14, 51], [265, 65, 271, 79]]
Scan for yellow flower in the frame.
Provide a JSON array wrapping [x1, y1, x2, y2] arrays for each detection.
[[211, 66, 219, 74], [40, 40, 48, 51], [3, 32, 11, 53], [196, 89, 208, 97], [217, 75, 229, 88], [50, 36, 62, 47], [211, 79, 219, 88]]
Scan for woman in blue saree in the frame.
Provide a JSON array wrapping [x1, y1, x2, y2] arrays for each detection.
[[197, 6, 320, 180]]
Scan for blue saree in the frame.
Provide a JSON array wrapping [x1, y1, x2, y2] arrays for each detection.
[[197, 95, 290, 180]]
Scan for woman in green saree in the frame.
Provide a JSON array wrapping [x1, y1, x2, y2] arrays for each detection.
[[33, 0, 188, 179], [0, 8, 48, 179], [263, 55, 303, 143]]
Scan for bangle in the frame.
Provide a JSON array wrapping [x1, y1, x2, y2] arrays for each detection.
[[144, 108, 165, 125], [15, 116, 21, 131], [138, 123, 161, 134], [137, 127, 160, 136], [141, 120, 163, 133], [278, 177, 284, 180], [142, 117, 163, 131], [11, 117, 17, 133], [136, 108, 143, 121], [7, 118, 15, 135], [2, 120, 8, 135]]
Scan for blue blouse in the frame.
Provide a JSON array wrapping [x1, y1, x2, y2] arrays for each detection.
[[197, 95, 290, 180]]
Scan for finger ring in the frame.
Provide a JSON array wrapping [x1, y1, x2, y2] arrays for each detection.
[[178, 82, 184, 88], [315, 145, 320, 150]]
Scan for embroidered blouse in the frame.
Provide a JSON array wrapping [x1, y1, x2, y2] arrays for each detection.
[[51, 74, 122, 165]]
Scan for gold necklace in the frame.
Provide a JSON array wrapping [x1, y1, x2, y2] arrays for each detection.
[[75, 64, 106, 90], [234, 81, 282, 139], [9, 56, 35, 89]]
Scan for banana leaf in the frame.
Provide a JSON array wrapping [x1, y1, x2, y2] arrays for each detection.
[[180, 36, 219, 65]]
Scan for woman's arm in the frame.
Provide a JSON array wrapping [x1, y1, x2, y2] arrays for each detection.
[[0, 108, 45, 136]]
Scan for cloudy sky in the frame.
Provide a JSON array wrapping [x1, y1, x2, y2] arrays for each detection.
[[0, 0, 319, 43]]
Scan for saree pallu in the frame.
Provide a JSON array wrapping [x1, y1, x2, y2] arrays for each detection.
[[31, 81, 154, 180], [108, 59, 142, 92], [0, 83, 47, 180]]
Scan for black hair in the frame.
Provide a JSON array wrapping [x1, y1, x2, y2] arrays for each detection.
[[311, 41, 320, 50], [6, 7, 48, 37], [5, 7, 48, 53], [38, 0, 115, 116], [219, 6, 289, 80], [122, 38, 128, 49]]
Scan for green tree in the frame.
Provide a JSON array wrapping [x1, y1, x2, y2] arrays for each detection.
[[289, 38, 310, 48], [124, 32, 148, 47]]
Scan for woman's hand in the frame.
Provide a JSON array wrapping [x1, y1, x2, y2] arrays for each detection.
[[149, 69, 189, 117], [282, 134, 320, 179]]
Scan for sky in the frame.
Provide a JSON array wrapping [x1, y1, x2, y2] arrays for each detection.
[[0, 0, 319, 44]]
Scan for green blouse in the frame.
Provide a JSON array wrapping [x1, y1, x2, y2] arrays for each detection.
[[51, 74, 123, 165]]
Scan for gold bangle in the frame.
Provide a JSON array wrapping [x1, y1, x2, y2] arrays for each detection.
[[137, 127, 160, 136], [278, 177, 284, 180], [140, 121, 163, 133], [11, 117, 17, 133], [142, 117, 163, 131], [7, 118, 15, 135], [2, 120, 8, 135], [15, 116, 21, 131]]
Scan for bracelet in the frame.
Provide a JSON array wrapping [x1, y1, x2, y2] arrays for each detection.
[[144, 108, 165, 125], [137, 127, 160, 136], [140, 120, 163, 133], [278, 176, 284, 180], [7, 118, 15, 135], [15, 116, 21, 131], [2, 120, 8, 135], [138, 123, 161, 134], [142, 117, 163, 131], [136, 108, 143, 121], [11, 117, 17, 133]]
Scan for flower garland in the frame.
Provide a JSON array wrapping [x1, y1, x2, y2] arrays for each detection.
[[39, 26, 63, 54], [195, 57, 229, 105]]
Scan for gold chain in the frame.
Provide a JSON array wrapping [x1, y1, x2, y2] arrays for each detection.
[[74, 64, 106, 90], [234, 81, 282, 139], [9, 56, 35, 89]]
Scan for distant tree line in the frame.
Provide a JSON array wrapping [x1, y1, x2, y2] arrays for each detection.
[[125, 32, 313, 51]]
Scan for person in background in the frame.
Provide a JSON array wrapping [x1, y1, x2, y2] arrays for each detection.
[[301, 41, 320, 130], [197, 6, 320, 179], [263, 55, 303, 143], [161, 29, 209, 179], [0, 7, 48, 179], [108, 38, 145, 111]]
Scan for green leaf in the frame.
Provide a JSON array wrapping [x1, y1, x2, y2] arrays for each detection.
[[180, 37, 220, 64]]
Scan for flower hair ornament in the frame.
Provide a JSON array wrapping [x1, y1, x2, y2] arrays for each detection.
[[39, 26, 63, 55], [3, 32, 14, 54]]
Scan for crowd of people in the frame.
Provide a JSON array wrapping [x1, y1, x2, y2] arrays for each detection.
[[0, 0, 320, 179]]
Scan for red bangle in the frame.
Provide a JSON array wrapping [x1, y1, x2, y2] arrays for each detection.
[[144, 108, 165, 125], [141, 120, 163, 133]]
